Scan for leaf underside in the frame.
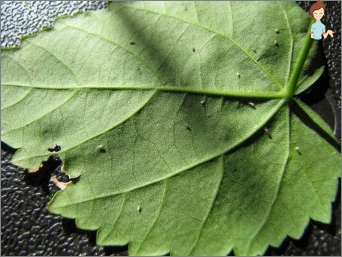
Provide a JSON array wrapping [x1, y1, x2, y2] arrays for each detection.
[[1, 1, 340, 256]]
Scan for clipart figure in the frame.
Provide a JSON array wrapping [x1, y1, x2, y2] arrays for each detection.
[[309, 0, 334, 40]]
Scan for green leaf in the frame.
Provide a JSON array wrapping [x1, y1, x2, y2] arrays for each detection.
[[1, 1, 340, 256]]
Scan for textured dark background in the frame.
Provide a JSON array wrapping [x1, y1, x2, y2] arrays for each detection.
[[1, 1, 341, 256]]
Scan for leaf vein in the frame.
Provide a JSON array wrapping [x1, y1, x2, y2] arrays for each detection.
[[278, 2, 294, 88], [135, 180, 168, 254], [59, 20, 165, 85], [123, 4, 283, 90], [188, 155, 225, 255], [53, 100, 286, 207]]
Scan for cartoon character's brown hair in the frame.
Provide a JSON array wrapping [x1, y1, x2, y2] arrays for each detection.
[[309, 0, 326, 18]]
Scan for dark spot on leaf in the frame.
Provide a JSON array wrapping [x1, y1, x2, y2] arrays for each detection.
[[130, 41, 135, 45], [24, 154, 62, 193], [192, 48, 195, 52], [47, 144, 61, 152], [69, 174, 82, 184], [186, 125, 192, 131], [57, 173, 70, 183]]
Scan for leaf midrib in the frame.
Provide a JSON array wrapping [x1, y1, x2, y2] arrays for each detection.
[[2, 2, 305, 101], [2, 2, 286, 95], [2, 83, 288, 99]]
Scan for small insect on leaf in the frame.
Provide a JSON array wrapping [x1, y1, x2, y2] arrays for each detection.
[[274, 28, 280, 34], [192, 48, 195, 52], [264, 127, 272, 139], [274, 40, 279, 47], [96, 145, 106, 153], [185, 124, 192, 131], [130, 41, 136, 45], [200, 96, 207, 106], [236, 72, 240, 78], [47, 144, 61, 152], [295, 146, 302, 155], [137, 204, 142, 213], [247, 102, 256, 109]]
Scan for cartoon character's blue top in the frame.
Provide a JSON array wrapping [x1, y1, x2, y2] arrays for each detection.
[[311, 21, 326, 40]]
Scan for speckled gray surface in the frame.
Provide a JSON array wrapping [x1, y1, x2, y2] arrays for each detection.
[[1, 1, 108, 48], [1, 1, 341, 256]]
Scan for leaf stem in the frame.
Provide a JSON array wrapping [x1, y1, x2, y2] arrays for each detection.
[[286, 18, 315, 99]]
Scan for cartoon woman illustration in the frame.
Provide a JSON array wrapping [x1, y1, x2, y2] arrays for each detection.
[[310, 0, 334, 40]]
